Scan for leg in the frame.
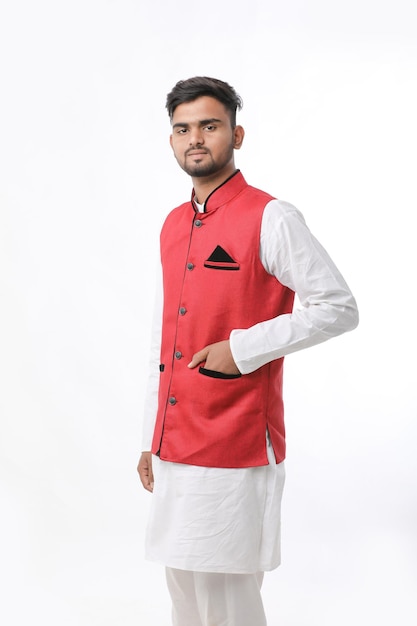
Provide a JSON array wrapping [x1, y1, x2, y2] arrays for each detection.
[[165, 567, 204, 626], [194, 571, 267, 626]]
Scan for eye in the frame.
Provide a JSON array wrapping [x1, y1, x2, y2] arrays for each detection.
[[204, 125, 216, 131], [177, 128, 188, 134]]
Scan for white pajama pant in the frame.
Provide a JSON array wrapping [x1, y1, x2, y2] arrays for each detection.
[[166, 567, 267, 626]]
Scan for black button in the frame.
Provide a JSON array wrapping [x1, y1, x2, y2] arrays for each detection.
[[179, 307, 187, 315], [187, 262, 194, 270], [175, 351, 182, 359], [168, 397, 177, 405], [194, 219, 202, 227]]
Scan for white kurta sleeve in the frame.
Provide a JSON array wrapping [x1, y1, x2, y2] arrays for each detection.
[[230, 199, 359, 374], [141, 263, 163, 451]]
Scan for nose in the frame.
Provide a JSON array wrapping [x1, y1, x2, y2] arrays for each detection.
[[189, 127, 204, 147]]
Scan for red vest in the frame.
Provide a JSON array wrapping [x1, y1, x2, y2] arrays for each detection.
[[151, 171, 295, 467]]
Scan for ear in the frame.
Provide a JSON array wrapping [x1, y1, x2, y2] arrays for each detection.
[[169, 134, 173, 150], [233, 125, 245, 150]]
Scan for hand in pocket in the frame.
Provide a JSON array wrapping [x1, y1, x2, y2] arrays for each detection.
[[188, 340, 241, 376]]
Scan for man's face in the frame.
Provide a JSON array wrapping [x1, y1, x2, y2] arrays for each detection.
[[169, 96, 243, 179]]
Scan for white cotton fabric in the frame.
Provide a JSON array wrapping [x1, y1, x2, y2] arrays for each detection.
[[141, 197, 358, 573], [145, 435, 285, 573], [166, 567, 267, 626]]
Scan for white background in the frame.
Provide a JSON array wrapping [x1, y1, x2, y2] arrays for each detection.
[[1, 1, 416, 624]]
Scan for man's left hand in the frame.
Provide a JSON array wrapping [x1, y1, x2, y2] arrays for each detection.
[[187, 340, 241, 375]]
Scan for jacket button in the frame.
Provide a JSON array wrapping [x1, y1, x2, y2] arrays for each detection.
[[187, 262, 194, 270], [175, 351, 182, 359], [194, 219, 202, 227], [168, 396, 177, 405], [179, 307, 187, 315]]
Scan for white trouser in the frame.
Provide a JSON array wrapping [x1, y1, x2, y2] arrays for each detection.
[[165, 567, 267, 626]]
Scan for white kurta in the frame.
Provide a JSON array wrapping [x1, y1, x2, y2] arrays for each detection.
[[141, 198, 358, 574]]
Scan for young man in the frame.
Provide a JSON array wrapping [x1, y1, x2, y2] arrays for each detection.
[[138, 76, 359, 626]]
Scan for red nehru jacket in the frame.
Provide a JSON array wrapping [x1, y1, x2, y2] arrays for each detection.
[[152, 171, 295, 468]]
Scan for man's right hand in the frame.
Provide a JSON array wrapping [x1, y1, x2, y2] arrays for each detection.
[[137, 451, 154, 492]]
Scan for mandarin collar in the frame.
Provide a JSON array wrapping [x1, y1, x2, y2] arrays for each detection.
[[191, 170, 248, 213]]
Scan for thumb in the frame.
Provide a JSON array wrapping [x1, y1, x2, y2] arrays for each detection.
[[188, 346, 209, 369]]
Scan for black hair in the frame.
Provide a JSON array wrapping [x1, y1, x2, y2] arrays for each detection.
[[166, 76, 243, 127]]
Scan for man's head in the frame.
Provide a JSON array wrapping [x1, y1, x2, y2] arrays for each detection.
[[166, 76, 243, 128], [167, 78, 245, 186]]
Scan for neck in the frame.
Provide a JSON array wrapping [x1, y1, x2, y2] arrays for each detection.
[[191, 164, 237, 204]]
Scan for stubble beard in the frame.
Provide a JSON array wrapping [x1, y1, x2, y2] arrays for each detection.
[[182, 158, 217, 177], [180, 142, 234, 178]]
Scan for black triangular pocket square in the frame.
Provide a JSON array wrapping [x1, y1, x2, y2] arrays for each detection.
[[204, 245, 240, 270]]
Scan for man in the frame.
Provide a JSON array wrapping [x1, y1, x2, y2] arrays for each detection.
[[138, 76, 358, 626]]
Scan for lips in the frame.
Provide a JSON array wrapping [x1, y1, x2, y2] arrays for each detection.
[[186, 150, 208, 157]]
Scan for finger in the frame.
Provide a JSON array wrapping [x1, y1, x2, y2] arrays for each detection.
[[149, 462, 155, 491], [140, 468, 154, 492], [148, 459, 154, 491], [188, 347, 209, 369], [138, 454, 154, 492]]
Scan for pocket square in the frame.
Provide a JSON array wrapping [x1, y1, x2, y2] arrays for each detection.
[[204, 245, 240, 270]]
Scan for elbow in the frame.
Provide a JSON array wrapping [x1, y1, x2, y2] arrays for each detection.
[[321, 294, 359, 338], [351, 306, 360, 331], [338, 296, 359, 334], [347, 296, 360, 331]]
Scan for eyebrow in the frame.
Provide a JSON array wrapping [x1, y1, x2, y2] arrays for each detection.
[[172, 118, 223, 129]]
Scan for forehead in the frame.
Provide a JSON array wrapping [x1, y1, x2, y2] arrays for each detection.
[[171, 96, 230, 125]]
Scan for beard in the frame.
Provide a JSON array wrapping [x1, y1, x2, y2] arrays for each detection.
[[179, 142, 235, 178], [182, 158, 217, 177]]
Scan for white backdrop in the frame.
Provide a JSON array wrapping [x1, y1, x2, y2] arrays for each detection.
[[1, 1, 416, 624]]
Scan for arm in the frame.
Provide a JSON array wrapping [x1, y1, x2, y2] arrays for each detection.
[[189, 199, 358, 373], [230, 199, 359, 373], [137, 264, 163, 491]]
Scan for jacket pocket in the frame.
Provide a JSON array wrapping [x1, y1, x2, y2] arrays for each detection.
[[198, 366, 242, 380]]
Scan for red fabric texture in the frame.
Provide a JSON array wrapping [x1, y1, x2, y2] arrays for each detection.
[[152, 172, 294, 468]]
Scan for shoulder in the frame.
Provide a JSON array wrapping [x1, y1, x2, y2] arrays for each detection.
[[243, 183, 275, 205], [263, 198, 306, 223], [243, 182, 307, 225], [259, 199, 308, 242]]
